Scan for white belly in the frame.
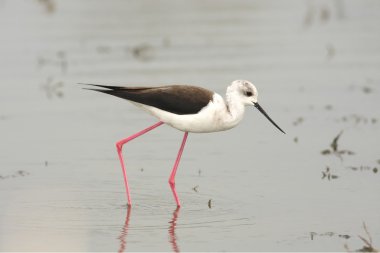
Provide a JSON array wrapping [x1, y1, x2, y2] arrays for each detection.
[[131, 95, 243, 133]]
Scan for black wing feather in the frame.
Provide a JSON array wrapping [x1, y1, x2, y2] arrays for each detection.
[[83, 84, 214, 115]]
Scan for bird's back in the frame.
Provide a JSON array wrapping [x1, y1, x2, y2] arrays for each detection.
[[86, 84, 214, 115]]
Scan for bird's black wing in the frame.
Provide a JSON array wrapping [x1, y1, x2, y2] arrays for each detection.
[[83, 84, 214, 115]]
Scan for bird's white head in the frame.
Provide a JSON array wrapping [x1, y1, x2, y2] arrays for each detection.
[[228, 80, 285, 134], [229, 80, 258, 105]]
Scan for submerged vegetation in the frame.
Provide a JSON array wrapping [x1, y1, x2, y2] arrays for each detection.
[[321, 166, 339, 180], [344, 223, 378, 252], [321, 131, 355, 158]]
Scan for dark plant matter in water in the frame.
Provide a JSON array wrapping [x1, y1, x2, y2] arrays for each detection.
[[321, 131, 355, 158], [344, 223, 378, 253], [0, 170, 30, 180], [321, 166, 338, 180]]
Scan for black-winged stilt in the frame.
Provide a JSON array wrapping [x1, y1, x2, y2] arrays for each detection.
[[84, 80, 285, 207]]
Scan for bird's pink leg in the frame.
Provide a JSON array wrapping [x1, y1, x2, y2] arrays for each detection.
[[116, 121, 164, 206], [169, 132, 188, 207]]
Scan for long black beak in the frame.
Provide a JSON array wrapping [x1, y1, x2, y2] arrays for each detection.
[[254, 103, 285, 134]]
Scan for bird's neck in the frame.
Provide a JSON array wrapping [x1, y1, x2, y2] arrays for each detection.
[[224, 93, 245, 127]]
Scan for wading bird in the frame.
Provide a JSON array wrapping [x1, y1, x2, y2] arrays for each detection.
[[84, 80, 285, 207]]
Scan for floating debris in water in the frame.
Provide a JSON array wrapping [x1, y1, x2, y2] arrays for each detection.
[[140, 168, 144, 172], [337, 114, 378, 125], [321, 149, 331, 155], [293, 137, 298, 143], [44, 161, 48, 167], [346, 166, 378, 174], [17, 170, 28, 176], [41, 77, 64, 99], [130, 43, 155, 62], [331, 131, 342, 151], [208, 199, 212, 209], [292, 117, 304, 126], [198, 169, 202, 177], [0, 170, 30, 180], [324, 104, 333, 110], [310, 231, 350, 240], [362, 86, 373, 94], [56, 50, 67, 73], [303, 2, 344, 28], [37, 50, 68, 74], [321, 131, 355, 159], [344, 222, 378, 252], [38, 0, 56, 14], [320, 5, 330, 23], [325, 43, 336, 61], [322, 166, 339, 180], [349, 78, 378, 95], [192, 185, 199, 193]]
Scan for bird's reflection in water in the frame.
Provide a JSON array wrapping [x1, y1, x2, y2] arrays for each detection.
[[117, 206, 181, 253], [118, 205, 131, 253], [169, 207, 181, 253]]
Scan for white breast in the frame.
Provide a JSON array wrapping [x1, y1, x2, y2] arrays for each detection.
[[132, 94, 243, 133]]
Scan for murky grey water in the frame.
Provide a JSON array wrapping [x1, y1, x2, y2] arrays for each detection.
[[0, 0, 379, 251]]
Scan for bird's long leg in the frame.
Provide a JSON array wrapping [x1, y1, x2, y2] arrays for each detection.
[[116, 121, 164, 206], [168, 132, 188, 207]]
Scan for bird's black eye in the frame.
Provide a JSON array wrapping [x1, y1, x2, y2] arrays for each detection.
[[245, 91, 253, 96]]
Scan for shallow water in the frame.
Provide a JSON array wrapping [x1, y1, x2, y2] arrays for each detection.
[[0, 0, 379, 251]]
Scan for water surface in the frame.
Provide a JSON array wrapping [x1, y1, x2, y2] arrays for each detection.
[[0, 0, 379, 251]]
